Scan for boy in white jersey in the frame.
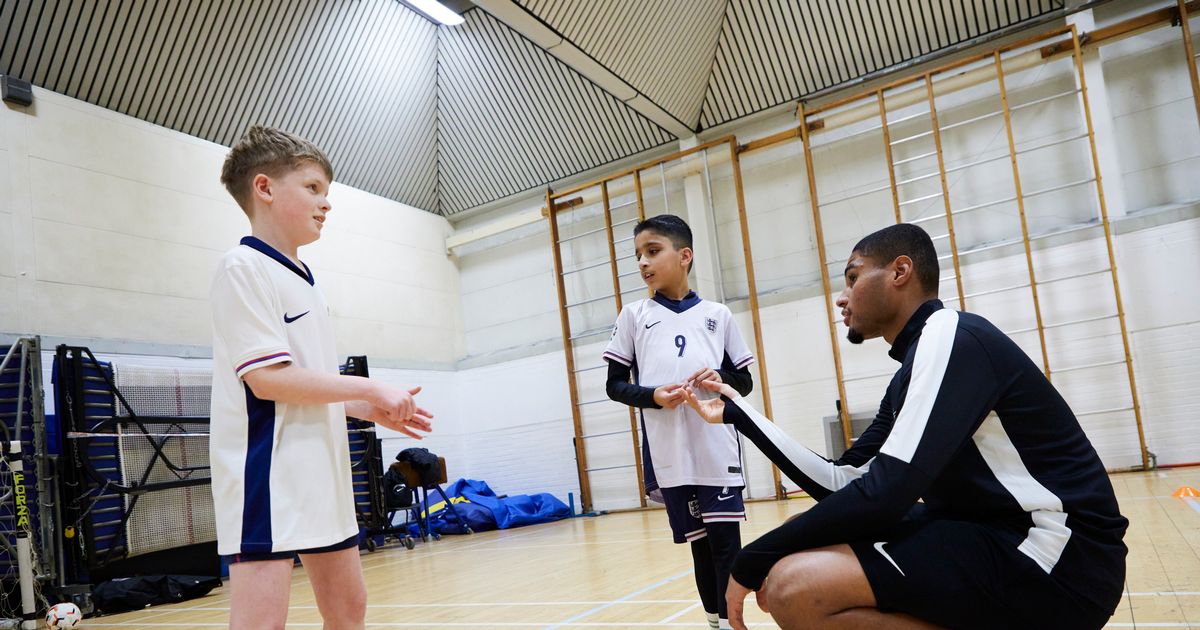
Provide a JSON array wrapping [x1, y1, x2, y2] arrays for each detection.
[[211, 126, 433, 630], [603, 215, 755, 630]]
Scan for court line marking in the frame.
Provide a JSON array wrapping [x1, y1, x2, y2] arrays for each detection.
[[1182, 497, 1200, 515], [133, 600, 698, 612], [544, 569, 694, 630], [358, 527, 571, 573], [99, 592, 1200, 619], [1104, 619, 1200, 624], [657, 601, 701, 624], [80, 623, 782, 628], [359, 536, 683, 576]]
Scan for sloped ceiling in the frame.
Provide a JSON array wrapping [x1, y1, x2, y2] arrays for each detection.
[[698, 0, 1066, 129], [514, 0, 727, 129], [0, 0, 442, 209], [1, 0, 1069, 217], [436, 9, 674, 215]]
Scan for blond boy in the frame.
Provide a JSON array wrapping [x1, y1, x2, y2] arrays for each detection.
[[211, 126, 432, 630]]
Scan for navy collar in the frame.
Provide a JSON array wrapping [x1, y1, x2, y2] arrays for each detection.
[[240, 236, 314, 285], [889, 299, 944, 362], [652, 290, 701, 314]]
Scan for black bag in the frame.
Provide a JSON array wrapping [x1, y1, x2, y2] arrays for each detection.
[[396, 447, 440, 487], [92, 575, 222, 614], [383, 465, 415, 509]]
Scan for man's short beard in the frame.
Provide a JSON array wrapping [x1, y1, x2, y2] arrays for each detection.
[[847, 328, 864, 344]]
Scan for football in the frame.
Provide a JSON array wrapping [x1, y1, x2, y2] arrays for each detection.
[[45, 602, 83, 628]]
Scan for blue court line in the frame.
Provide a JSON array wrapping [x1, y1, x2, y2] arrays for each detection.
[[543, 569, 693, 630]]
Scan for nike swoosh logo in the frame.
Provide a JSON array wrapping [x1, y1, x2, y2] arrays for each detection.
[[716, 494, 734, 501], [644, 321, 661, 329], [873, 541, 905, 576], [284, 311, 310, 324]]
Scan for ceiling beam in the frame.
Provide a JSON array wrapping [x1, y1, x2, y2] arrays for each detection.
[[471, 0, 696, 138]]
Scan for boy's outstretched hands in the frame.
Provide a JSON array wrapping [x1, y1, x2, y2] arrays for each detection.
[[681, 378, 738, 424], [363, 383, 433, 439]]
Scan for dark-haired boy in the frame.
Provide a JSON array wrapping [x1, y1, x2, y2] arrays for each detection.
[[604, 214, 755, 630]]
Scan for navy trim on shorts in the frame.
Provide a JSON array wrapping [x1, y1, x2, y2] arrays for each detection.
[[661, 485, 745, 544], [224, 534, 359, 564]]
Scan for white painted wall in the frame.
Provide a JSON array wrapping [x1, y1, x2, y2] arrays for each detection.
[[374, 355, 579, 505], [0, 87, 463, 364]]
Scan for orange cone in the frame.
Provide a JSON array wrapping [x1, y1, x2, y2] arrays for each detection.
[[1172, 486, 1200, 498]]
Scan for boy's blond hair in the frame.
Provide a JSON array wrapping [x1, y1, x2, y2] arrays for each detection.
[[220, 126, 334, 213]]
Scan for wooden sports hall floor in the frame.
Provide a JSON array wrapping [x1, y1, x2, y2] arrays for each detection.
[[86, 466, 1200, 629]]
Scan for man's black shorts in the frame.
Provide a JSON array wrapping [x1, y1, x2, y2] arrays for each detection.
[[850, 519, 1114, 630]]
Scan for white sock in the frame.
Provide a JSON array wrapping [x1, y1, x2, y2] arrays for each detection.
[[719, 619, 733, 630], [706, 611, 719, 628]]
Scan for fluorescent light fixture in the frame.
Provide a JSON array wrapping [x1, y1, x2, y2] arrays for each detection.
[[403, 0, 465, 25]]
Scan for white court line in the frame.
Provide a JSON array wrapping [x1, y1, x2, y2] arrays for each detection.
[[80, 623, 782, 628], [360, 537, 677, 574], [104, 607, 182, 623], [143, 600, 698, 612], [1183, 497, 1200, 515], [657, 601, 701, 624], [96, 586, 1200, 622], [1118, 495, 1200, 501], [358, 518, 679, 574], [1099, 619, 1195, 624], [113, 593, 1200, 615], [359, 528, 551, 573], [544, 569, 693, 630], [419, 538, 675, 553]]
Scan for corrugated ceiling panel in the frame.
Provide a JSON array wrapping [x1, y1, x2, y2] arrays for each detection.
[[436, 9, 674, 215], [699, 0, 1064, 130], [515, 0, 726, 128], [2, 0, 1075, 214], [1, 0, 441, 212]]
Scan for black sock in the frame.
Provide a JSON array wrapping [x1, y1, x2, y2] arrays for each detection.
[[690, 537, 719, 615], [705, 521, 742, 621]]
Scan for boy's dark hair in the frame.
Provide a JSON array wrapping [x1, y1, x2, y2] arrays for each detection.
[[851, 223, 940, 293], [220, 126, 334, 214], [634, 214, 693, 272], [634, 214, 692, 249]]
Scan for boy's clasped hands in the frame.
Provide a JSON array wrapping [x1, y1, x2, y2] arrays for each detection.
[[653, 368, 740, 424]]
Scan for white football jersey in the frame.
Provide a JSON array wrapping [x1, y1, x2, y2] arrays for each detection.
[[209, 237, 357, 555], [604, 293, 754, 489]]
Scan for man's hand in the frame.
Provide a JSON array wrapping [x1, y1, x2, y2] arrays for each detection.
[[726, 576, 755, 630], [681, 379, 738, 424], [653, 383, 686, 409]]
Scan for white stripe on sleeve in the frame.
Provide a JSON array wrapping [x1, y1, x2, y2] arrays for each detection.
[[730, 397, 872, 492]]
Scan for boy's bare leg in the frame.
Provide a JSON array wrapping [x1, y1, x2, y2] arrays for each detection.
[[760, 545, 943, 630], [301, 546, 368, 630], [228, 558, 294, 630]]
